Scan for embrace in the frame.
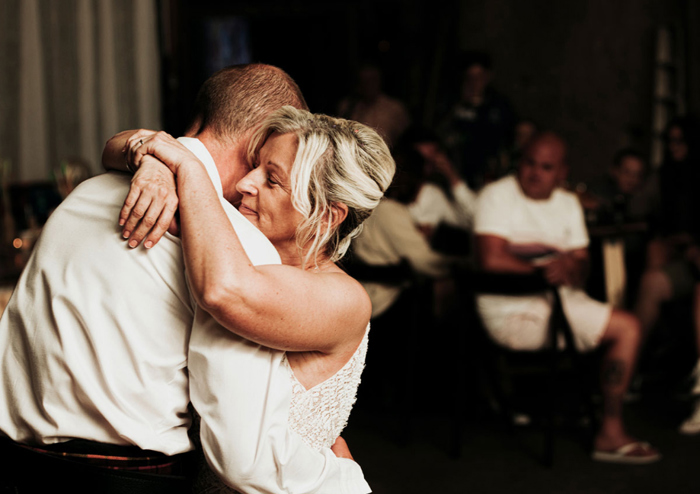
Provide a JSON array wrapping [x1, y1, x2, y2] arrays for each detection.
[[0, 64, 395, 493]]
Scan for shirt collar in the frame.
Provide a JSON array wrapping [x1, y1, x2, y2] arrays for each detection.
[[177, 137, 224, 197]]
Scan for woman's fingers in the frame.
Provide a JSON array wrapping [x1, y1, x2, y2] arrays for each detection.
[[142, 197, 179, 249], [119, 183, 141, 227], [122, 189, 156, 246], [121, 156, 179, 248]]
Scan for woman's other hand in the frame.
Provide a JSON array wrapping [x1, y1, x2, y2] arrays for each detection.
[[330, 436, 354, 460], [121, 155, 179, 249]]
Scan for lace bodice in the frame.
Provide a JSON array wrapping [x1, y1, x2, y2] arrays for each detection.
[[284, 325, 369, 451]]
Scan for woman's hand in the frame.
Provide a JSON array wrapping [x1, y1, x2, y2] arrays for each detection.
[[124, 131, 197, 176], [122, 129, 158, 172], [330, 436, 354, 460], [120, 155, 179, 249], [120, 131, 204, 248]]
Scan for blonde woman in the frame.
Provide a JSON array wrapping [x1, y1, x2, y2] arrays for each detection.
[[106, 106, 395, 491]]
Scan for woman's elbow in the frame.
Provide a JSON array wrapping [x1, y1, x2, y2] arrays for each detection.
[[196, 281, 246, 326], [197, 282, 231, 313]]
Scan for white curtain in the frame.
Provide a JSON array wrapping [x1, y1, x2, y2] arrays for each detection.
[[0, 0, 161, 182]]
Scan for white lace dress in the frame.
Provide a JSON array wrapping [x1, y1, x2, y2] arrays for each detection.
[[193, 326, 369, 493], [285, 325, 369, 451]]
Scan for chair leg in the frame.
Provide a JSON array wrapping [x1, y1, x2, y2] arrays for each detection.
[[543, 366, 556, 467]]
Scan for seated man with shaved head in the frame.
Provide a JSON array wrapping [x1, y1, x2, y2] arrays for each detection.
[[473, 132, 660, 464]]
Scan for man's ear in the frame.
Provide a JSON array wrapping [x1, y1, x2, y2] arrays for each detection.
[[330, 203, 349, 230]]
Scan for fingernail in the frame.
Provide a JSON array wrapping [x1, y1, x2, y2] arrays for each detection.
[[119, 219, 125, 226], [144, 241, 153, 249], [123, 231, 131, 239], [128, 239, 138, 248]]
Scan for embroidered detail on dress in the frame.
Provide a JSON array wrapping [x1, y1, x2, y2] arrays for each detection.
[[284, 324, 369, 450]]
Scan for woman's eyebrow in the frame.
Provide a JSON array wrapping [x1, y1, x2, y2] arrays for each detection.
[[266, 161, 288, 179]]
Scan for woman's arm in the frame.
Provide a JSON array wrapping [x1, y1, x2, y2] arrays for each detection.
[[125, 133, 370, 354]]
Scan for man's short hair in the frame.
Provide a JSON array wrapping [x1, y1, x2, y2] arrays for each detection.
[[187, 63, 308, 143]]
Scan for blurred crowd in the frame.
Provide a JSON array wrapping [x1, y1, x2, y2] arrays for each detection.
[[340, 51, 700, 460]]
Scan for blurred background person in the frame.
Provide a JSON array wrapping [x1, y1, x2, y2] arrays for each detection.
[[635, 116, 700, 342], [438, 51, 517, 190], [400, 127, 476, 252], [349, 146, 453, 421], [581, 149, 653, 303], [474, 132, 659, 463], [338, 63, 411, 148]]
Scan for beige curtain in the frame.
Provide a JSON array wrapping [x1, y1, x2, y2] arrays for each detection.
[[0, 0, 161, 182]]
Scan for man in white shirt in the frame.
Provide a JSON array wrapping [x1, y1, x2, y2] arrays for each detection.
[[474, 132, 660, 464], [0, 64, 370, 493]]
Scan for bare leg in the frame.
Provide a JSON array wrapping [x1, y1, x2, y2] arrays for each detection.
[[594, 309, 658, 458], [634, 269, 672, 341]]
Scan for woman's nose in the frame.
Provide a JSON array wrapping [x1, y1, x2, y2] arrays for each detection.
[[236, 168, 260, 196]]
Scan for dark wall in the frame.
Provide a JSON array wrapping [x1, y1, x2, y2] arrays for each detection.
[[161, 0, 696, 184], [456, 0, 689, 182]]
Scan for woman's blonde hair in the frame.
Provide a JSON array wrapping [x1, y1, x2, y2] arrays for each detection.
[[247, 106, 395, 267]]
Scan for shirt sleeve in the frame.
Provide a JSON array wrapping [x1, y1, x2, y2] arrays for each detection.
[[566, 193, 590, 250], [408, 184, 449, 227], [381, 201, 450, 277], [451, 181, 476, 229]]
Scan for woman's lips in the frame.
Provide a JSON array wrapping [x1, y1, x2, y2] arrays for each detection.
[[239, 203, 258, 216]]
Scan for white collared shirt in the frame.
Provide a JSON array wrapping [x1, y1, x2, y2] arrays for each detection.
[[0, 137, 370, 493]]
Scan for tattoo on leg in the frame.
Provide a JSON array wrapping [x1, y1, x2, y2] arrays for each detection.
[[602, 359, 625, 387]]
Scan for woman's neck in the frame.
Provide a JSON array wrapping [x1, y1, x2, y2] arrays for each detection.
[[277, 243, 334, 272]]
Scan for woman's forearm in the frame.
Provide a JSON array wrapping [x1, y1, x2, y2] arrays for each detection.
[[175, 163, 258, 317], [102, 130, 138, 172]]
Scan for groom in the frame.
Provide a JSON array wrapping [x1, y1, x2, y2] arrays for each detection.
[[0, 64, 370, 493]]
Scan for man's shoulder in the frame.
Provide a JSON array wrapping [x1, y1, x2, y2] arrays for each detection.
[[551, 187, 582, 210], [479, 174, 518, 199], [55, 172, 130, 212]]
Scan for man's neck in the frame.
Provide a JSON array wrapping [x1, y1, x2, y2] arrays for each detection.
[[195, 130, 247, 203]]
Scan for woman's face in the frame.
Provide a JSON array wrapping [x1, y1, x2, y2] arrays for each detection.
[[236, 132, 305, 251]]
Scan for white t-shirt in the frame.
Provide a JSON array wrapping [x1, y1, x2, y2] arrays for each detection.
[[409, 181, 476, 230], [474, 175, 589, 257]]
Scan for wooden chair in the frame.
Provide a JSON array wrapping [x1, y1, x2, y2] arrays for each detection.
[[463, 271, 597, 466]]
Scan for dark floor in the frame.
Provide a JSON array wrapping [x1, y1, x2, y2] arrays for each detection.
[[345, 390, 700, 494]]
